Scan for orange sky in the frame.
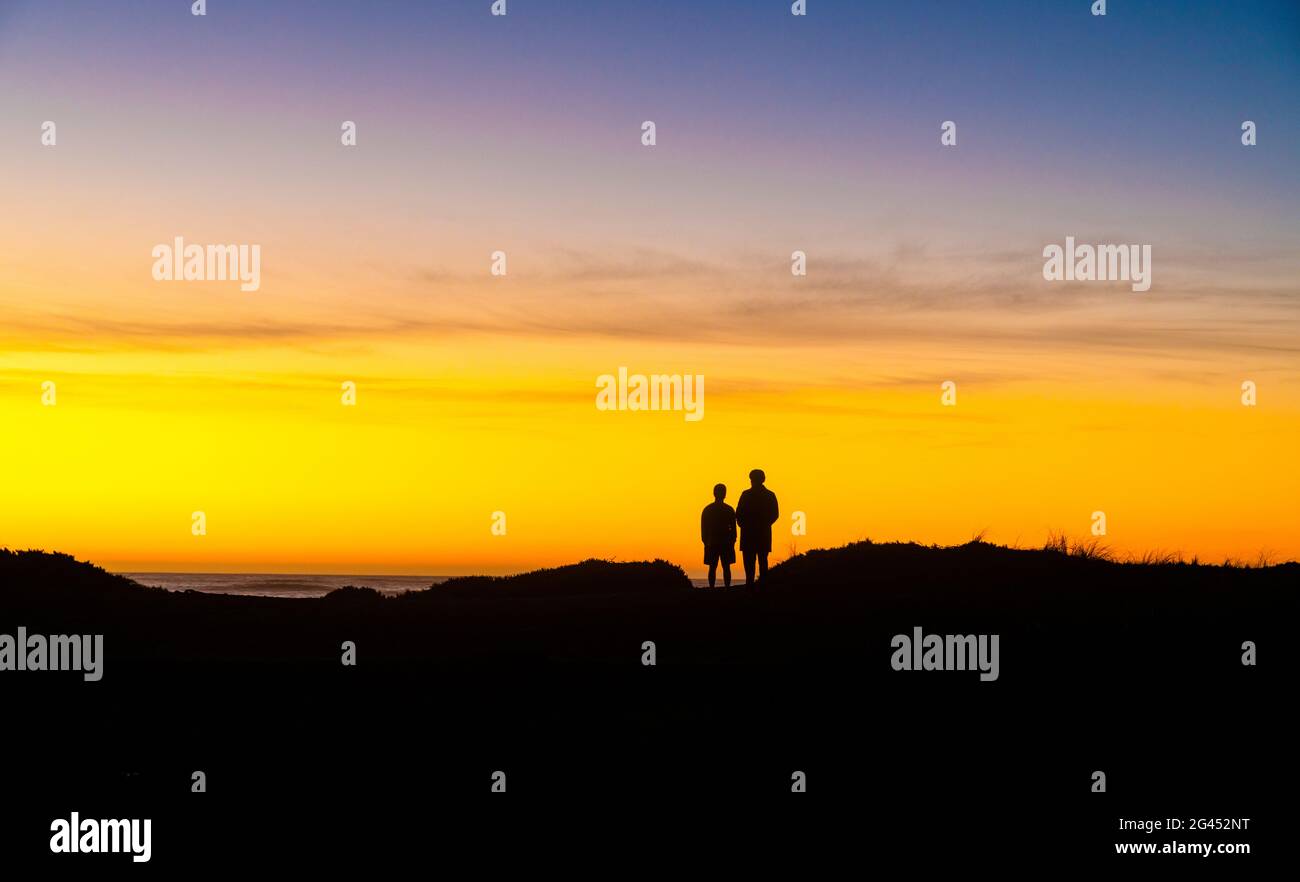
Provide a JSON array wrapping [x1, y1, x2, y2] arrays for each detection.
[[3, 188, 1297, 575], [2, 1, 1297, 576], [2, 177, 1298, 576], [3, 274, 1297, 575]]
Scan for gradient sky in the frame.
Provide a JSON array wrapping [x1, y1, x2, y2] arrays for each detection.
[[1, 0, 1297, 574]]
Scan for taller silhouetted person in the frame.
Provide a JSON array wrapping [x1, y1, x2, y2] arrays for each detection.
[[735, 469, 779, 585], [700, 483, 737, 588]]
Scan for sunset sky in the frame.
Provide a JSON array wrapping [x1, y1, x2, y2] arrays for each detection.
[[1, 0, 1297, 575]]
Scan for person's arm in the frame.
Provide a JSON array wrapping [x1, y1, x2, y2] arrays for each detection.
[[769, 493, 780, 526], [728, 510, 737, 543], [701, 508, 708, 544]]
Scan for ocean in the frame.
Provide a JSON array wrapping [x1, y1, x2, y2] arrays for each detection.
[[120, 572, 719, 597], [119, 572, 447, 599]]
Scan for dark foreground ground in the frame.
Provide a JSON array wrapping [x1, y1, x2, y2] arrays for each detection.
[[0, 541, 1294, 867]]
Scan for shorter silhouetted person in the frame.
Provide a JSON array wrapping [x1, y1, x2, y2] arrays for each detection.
[[736, 468, 779, 585], [700, 483, 737, 588]]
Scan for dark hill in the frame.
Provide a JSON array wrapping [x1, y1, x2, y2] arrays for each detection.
[[2, 540, 1292, 670], [1, 541, 1292, 839], [763, 538, 1296, 621], [0, 548, 165, 619], [402, 558, 691, 600], [0, 548, 155, 598]]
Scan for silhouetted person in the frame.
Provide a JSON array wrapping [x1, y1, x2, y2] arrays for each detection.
[[735, 469, 779, 585], [700, 483, 737, 588]]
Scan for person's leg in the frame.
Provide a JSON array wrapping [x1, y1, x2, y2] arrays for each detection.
[[708, 561, 717, 588], [721, 562, 731, 588], [742, 550, 756, 585], [757, 552, 769, 581]]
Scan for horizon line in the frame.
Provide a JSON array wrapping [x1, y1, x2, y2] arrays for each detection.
[[5, 535, 1293, 578]]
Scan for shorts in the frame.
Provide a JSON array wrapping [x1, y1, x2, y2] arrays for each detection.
[[704, 544, 736, 566]]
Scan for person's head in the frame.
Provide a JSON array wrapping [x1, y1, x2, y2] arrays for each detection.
[[749, 468, 765, 487], [712, 483, 726, 501]]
